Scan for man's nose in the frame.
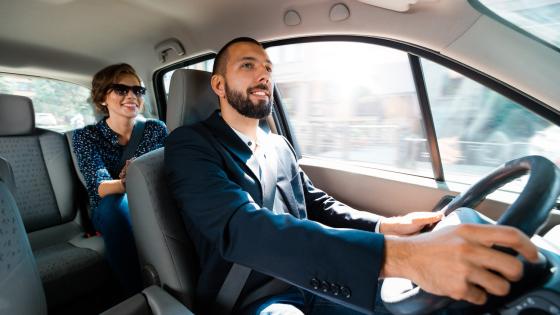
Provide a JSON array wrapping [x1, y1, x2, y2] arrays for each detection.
[[257, 65, 271, 83]]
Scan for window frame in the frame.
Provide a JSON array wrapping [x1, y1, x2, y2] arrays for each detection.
[[153, 35, 560, 181], [262, 36, 560, 181], [468, 0, 560, 54], [153, 53, 216, 122]]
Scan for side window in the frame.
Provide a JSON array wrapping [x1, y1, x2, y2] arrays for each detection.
[[267, 42, 432, 177], [162, 59, 215, 99], [0, 73, 95, 132], [422, 59, 560, 186]]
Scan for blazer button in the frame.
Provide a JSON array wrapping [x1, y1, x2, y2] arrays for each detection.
[[320, 281, 329, 293], [340, 286, 351, 299], [310, 278, 320, 290], [330, 284, 340, 296]]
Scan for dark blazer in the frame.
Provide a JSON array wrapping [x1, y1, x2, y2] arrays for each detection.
[[165, 110, 385, 314]]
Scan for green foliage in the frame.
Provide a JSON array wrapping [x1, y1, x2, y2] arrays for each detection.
[[0, 74, 95, 132]]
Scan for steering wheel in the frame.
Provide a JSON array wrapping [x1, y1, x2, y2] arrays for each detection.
[[381, 155, 560, 315]]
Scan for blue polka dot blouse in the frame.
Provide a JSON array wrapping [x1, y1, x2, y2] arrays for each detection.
[[72, 118, 168, 212]]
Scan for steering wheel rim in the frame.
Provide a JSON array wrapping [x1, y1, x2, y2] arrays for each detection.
[[381, 155, 560, 315]]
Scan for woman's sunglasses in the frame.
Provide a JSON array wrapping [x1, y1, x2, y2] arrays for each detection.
[[109, 83, 146, 97]]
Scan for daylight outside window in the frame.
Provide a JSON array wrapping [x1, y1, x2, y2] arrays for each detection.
[[267, 42, 433, 177], [476, 0, 560, 49], [422, 58, 560, 191], [0, 74, 95, 132]]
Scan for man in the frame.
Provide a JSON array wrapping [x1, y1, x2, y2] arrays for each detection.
[[164, 37, 538, 314]]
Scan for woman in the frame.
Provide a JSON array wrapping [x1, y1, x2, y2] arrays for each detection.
[[73, 63, 167, 296]]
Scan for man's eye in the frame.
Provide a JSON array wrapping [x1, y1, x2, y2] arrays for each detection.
[[266, 66, 273, 73], [242, 63, 253, 69]]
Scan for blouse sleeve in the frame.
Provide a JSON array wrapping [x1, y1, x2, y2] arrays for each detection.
[[72, 127, 113, 201]]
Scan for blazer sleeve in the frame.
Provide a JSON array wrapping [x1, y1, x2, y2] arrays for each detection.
[[165, 126, 386, 314]]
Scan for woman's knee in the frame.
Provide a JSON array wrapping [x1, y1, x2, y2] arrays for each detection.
[[95, 194, 130, 226]]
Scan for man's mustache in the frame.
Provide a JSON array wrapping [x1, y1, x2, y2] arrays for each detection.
[[247, 84, 270, 93]]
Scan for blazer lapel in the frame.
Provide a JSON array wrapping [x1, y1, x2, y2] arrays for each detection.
[[203, 110, 263, 199]]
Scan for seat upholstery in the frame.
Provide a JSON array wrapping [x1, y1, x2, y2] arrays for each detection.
[[127, 69, 218, 308], [0, 156, 47, 315], [1, 156, 193, 315], [0, 93, 109, 309]]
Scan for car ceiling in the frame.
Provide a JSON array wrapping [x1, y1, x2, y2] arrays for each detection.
[[0, 0, 559, 111]]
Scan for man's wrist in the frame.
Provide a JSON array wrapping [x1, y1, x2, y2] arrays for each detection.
[[381, 236, 413, 279]]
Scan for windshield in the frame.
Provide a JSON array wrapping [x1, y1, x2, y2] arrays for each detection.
[[475, 0, 560, 49]]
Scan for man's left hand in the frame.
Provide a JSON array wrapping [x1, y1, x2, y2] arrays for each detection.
[[380, 212, 444, 236]]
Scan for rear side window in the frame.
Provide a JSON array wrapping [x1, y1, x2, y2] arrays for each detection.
[[422, 58, 560, 188], [267, 42, 432, 177], [0, 73, 95, 132], [162, 59, 215, 99]]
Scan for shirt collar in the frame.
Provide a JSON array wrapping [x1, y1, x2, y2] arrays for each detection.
[[231, 127, 267, 152], [96, 118, 121, 146]]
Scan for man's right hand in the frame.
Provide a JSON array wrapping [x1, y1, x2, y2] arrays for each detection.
[[381, 224, 539, 305]]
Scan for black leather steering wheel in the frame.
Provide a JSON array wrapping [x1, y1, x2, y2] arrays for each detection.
[[381, 155, 560, 315]]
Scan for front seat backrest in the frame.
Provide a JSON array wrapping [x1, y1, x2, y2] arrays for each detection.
[[166, 69, 218, 131], [0, 156, 47, 315], [127, 69, 217, 308]]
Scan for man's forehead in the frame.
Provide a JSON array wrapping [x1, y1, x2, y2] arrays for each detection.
[[228, 42, 271, 63]]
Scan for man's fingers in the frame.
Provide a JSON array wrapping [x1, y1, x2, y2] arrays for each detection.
[[466, 266, 511, 297], [458, 225, 539, 263], [461, 284, 488, 305], [407, 212, 444, 225], [466, 246, 524, 282]]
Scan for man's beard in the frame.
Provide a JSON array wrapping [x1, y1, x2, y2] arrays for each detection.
[[225, 82, 272, 119]]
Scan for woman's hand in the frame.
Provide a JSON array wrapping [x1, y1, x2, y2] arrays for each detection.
[[118, 158, 135, 184]]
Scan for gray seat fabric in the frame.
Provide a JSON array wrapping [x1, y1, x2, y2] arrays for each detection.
[[128, 148, 198, 307], [127, 69, 217, 309], [1, 157, 192, 315], [166, 69, 219, 131], [0, 156, 47, 315], [0, 93, 109, 308]]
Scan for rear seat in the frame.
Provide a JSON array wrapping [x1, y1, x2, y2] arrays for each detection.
[[0, 93, 110, 309]]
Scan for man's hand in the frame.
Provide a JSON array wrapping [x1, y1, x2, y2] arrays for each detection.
[[382, 224, 539, 305], [380, 211, 444, 236]]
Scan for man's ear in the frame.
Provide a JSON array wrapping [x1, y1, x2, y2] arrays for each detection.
[[211, 74, 225, 99]]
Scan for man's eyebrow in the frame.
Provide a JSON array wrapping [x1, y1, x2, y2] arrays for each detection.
[[238, 56, 273, 65]]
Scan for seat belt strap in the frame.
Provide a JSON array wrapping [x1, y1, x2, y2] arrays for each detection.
[[213, 134, 279, 314], [120, 120, 146, 167], [212, 263, 253, 314]]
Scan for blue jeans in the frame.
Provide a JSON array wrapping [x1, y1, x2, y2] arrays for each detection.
[[93, 194, 142, 297], [240, 283, 392, 315]]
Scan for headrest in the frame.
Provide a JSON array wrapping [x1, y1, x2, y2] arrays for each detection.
[[166, 69, 218, 131], [0, 156, 16, 194], [0, 93, 35, 136]]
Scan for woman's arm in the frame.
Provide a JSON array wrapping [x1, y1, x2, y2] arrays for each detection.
[[73, 128, 116, 201], [98, 179, 125, 197]]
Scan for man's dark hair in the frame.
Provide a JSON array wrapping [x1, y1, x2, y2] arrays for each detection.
[[212, 37, 263, 76]]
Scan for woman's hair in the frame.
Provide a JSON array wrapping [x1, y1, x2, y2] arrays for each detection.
[[91, 63, 142, 115]]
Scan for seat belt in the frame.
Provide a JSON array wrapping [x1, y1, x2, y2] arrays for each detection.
[[120, 120, 146, 167], [213, 139, 280, 314]]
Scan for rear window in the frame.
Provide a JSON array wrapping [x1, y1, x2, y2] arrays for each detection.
[[0, 73, 95, 132]]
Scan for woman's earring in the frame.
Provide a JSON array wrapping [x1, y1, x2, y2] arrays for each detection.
[[101, 102, 107, 106]]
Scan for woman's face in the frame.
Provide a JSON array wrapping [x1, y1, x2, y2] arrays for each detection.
[[104, 74, 144, 120]]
